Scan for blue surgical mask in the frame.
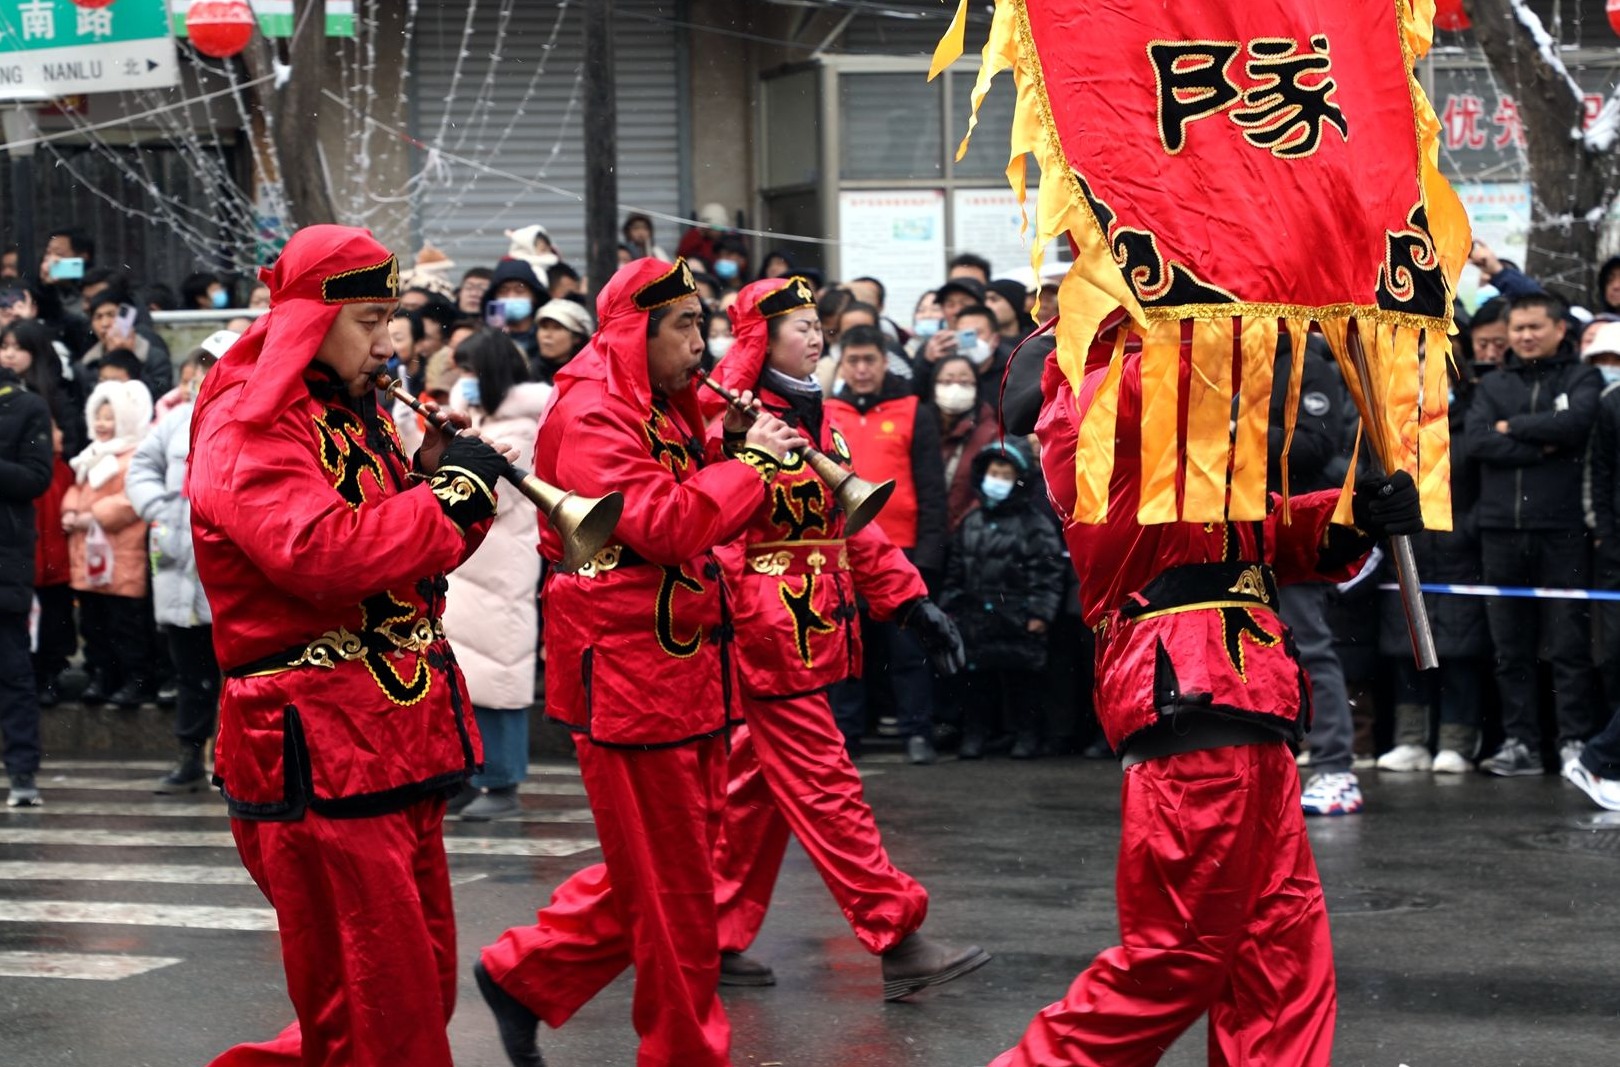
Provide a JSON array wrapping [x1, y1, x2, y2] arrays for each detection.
[[980, 474, 1016, 503], [1601, 365, 1620, 387], [714, 259, 739, 280], [914, 317, 943, 338], [500, 297, 533, 322], [210, 289, 228, 309]]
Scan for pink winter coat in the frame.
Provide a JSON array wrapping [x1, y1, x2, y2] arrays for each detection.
[[63, 449, 149, 598], [442, 382, 547, 710]]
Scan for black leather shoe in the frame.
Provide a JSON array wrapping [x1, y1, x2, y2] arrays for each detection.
[[719, 950, 776, 987], [906, 735, 937, 765], [880, 932, 991, 1001], [155, 746, 208, 795], [958, 735, 985, 760], [1010, 733, 1039, 760], [155, 682, 179, 708], [36, 677, 60, 709], [79, 676, 110, 706], [108, 680, 151, 709], [474, 961, 545, 1067]]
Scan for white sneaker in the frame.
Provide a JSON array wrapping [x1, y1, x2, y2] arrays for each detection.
[[1431, 749, 1472, 774], [1560, 740, 1586, 768], [1562, 760, 1620, 812], [1295, 748, 1312, 768], [1376, 744, 1433, 772], [1301, 772, 1364, 816]]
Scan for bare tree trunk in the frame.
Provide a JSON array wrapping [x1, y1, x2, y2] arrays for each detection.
[[1467, 0, 1616, 304], [244, 0, 336, 230]]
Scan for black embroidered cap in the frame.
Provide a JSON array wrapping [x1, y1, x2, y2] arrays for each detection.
[[321, 254, 401, 304], [632, 258, 700, 311], [755, 275, 817, 319]]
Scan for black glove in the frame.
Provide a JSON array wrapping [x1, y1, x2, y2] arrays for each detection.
[[1351, 469, 1422, 539], [427, 436, 505, 529], [900, 597, 967, 676]]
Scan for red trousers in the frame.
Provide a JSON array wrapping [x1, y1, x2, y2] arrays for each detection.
[[208, 796, 457, 1067], [481, 734, 730, 1067], [991, 743, 1336, 1067], [713, 692, 928, 956]]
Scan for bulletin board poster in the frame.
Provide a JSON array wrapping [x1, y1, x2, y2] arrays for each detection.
[[951, 187, 1063, 285], [1453, 182, 1532, 311], [837, 189, 946, 324]]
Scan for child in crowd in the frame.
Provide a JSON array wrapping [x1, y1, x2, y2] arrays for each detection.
[[63, 379, 153, 707], [940, 442, 1065, 759]]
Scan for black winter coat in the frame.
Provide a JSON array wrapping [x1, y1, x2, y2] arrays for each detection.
[[0, 369, 55, 614], [1266, 334, 1355, 495], [940, 454, 1066, 672], [1465, 344, 1601, 531], [1378, 375, 1491, 658]]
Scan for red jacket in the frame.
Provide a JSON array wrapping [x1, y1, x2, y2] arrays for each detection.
[[1035, 328, 1367, 751], [537, 258, 775, 747], [33, 459, 71, 588], [188, 226, 486, 820]]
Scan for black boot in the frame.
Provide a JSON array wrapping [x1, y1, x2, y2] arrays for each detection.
[[36, 675, 61, 709], [474, 961, 545, 1067], [1009, 707, 1040, 760], [79, 672, 110, 706], [156, 744, 208, 795], [108, 677, 151, 709], [719, 950, 776, 987], [880, 932, 991, 1001]]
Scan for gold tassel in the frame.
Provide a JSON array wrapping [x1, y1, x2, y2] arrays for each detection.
[[1137, 321, 1182, 524], [1183, 318, 1237, 523], [1073, 330, 1128, 523], [1231, 317, 1278, 521]]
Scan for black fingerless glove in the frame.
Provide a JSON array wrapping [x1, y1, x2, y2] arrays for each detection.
[[899, 597, 967, 676], [1351, 470, 1423, 539], [428, 436, 504, 529]]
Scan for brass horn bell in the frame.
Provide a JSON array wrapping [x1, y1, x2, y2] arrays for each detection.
[[804, 450, 893, 538], [519, 473, 626, 574]]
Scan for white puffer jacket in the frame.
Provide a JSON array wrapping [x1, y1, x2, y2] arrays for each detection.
[[442, 382, 549, 710], [126, 401, 210, 627]]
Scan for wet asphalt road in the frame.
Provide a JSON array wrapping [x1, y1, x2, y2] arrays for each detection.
[[1, 750, 1617, 1066]]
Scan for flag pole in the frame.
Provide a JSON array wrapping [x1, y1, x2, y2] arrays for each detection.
[[1345, 324, 1439, 670]]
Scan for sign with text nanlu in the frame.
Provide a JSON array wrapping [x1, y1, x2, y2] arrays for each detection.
[[0, 0, 178, 100]]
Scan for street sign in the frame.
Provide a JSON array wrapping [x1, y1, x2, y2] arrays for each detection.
[[0, 0, 179, 101]]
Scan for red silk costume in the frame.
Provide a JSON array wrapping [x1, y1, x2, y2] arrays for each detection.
[[990, 330, 1357, 1067], [188, 226, 488, 1067], [704, 278, 930, 958], [480, 258, 777, 1067]]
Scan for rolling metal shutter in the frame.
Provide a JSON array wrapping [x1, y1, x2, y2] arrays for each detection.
[[410, 0, 685, 272]]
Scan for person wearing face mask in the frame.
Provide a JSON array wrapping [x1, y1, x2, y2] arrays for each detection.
[[80, 291, 173, 397], [703, 276, 981, 1000], [481, 259, 548, 368], [711, 238, 751, 292], [182, 271, 233, 312], [938, 442, 1065, 760], [946, 303, 1010, 406], [934, 353, 1004, 532]]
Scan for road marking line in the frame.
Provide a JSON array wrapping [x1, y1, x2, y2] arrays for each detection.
[[0, 827, 597, 857], [0, 862, 489, 887], [46, 761, 582, 778], [0, 900, 278, 931], [5, 801, 595, 824], [0, 951, 182, 980]]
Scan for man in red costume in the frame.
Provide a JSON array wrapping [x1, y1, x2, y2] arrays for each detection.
[[705, 276, 988, 999], [990, 320, 1422, 1066], [475, 258, 806, 1067], [188, 225, 512, 1066]]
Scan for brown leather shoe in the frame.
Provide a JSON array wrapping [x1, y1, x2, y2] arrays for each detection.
[[719, 950, 776, 987], [880, 932, 991, 1001]]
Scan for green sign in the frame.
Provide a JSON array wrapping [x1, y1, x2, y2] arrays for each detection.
[[0, 0, 179, 100]]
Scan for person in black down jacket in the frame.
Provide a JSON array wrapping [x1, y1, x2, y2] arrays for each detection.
[[940, 441, 1065, 760], [1376, 359, 1492, 774], [1466, 291, 1603, 778], [0, 362, 53, 807]]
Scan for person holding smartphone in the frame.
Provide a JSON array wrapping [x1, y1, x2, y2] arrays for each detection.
[[80, 293, 173, 397], [31, 228, 97, 360]]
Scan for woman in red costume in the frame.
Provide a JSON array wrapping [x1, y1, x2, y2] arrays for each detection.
[[707, 276, 988, 999], [474, 258, 806, 1067], [187, 225, 512, 1067], [989, 319, 1422, 1067]]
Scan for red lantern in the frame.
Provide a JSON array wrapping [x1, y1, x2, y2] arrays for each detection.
[[1609, 0, 1620, 37], [70, 0, 118, 9], [1434, 0, 1470, 32], [185, 0, 257, 60]]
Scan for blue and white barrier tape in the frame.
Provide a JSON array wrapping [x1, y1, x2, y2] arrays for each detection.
[[1376, 582, 1620, 602]]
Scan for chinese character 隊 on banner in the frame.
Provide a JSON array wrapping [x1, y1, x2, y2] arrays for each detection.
[[936, 0, 1469, 528]]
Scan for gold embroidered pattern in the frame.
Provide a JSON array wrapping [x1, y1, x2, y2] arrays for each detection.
[[735, 446, 782, 483], [579, 544, 624, 579], [1226, 565, 1271, 604], [749, 550, 793, 577]]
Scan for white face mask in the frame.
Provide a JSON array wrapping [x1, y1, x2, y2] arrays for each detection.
[[709, 336, 734, 359], [934, 381, 977, 415], [964, 338, 992, 366]]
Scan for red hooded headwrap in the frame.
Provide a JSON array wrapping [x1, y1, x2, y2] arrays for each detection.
[[716, 275, 818, 396], [553, 256, 706, 430], [191, 225, 399, 438]]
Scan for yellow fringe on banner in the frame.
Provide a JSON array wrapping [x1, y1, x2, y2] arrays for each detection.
[[949, 0, 1467, 527], [1277, 319, 1311, 523], [1137, 321, 1183, 525], [1184, 319, 1237, 523]]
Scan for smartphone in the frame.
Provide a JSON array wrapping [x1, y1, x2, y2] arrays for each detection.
[[115, 303, 139, 334], [483, 303, 506, 329], [956, 327, 978, 352], [49, 257, 84, 281]]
